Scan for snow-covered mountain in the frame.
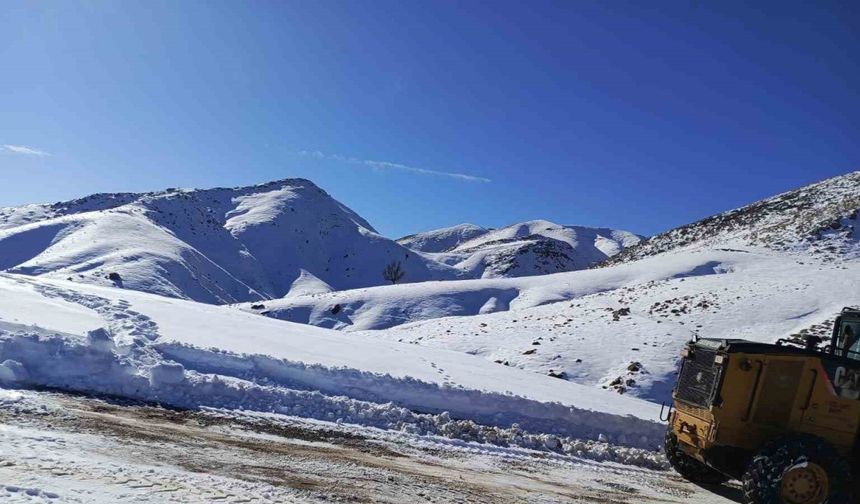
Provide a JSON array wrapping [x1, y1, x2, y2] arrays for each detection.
[[602, 171, 860, 266], [238, 171, 860, 403], [398, 223, 490, 253], [0, 179, 463, 304], [399, 220, 642, 278]]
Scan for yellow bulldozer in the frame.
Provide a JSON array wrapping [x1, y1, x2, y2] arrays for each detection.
[[664, 307, 860, 503]]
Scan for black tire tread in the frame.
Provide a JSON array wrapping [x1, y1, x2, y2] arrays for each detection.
[[741, 433, 854, 504]]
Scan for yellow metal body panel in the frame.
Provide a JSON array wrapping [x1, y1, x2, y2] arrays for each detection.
[[673, 352, 860, 459]]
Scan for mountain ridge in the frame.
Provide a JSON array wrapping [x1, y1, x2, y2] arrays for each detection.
[[0, 178, 463, 303], [399, 219, 643, 278], [600, 171, 860, 266]]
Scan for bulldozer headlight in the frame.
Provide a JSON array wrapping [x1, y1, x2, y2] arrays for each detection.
[[714, 354, 726, 364]]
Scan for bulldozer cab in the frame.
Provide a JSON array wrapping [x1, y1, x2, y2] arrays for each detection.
[[833, 312, 860, 361]]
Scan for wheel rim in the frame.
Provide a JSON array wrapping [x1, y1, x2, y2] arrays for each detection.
[[780, 463, 829, 504]]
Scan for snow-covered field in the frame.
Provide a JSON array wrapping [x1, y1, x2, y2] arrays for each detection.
[[368, 248, 860, 401], [237, 246, 860, 402], [233, 246, 738, 330]]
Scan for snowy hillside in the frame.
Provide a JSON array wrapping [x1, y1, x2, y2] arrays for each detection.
[[365, 172, 860, 401], [0, 179, 463, 304], [373, 249, 860, 402], [399, 220, 642, 278], [602, 170, 860, 266], [0, 273, 665, 456], [237, 171, 860, 404], [241, 246, 860, 402], [235, 249, 736, 330]]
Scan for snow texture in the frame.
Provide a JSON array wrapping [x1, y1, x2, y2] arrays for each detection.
[[0, 274, 665, 455]]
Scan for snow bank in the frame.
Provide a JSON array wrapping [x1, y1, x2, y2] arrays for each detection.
[[0, 274, 667, 457], [0, 330, 664, 464], [156, 342, 664, 448]]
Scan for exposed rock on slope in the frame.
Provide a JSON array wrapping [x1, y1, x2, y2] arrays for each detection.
[[0, 179, 463, 303], [602, 171, 860, 266], [400, 220, 642, 278]]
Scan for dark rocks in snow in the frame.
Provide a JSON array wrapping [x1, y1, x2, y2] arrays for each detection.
[[107, 272, 124, 287], [522, 348, 537, 355], [608, 361, 647, 394], [611, 307, 631, 321], [331, 304, 342, 315], [548, 370, 567, 379], [250, 303, 266, 310]]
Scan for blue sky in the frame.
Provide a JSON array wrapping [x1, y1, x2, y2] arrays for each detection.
[[1, 1, 858, 238]]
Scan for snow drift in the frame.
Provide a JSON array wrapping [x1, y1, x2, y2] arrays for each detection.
[[0, 274, 665, 453]]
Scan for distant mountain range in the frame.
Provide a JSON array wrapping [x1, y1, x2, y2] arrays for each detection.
[[398, 220, 642, 278], [8, 170, 852, 313], [0, 179, 638, 303], [0, 179, 463, 303]]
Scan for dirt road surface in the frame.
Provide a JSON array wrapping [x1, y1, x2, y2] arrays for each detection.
[[0, 389, 740, 503]]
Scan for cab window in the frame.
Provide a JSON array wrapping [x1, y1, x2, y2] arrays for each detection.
[[835, 320, 860, 360]]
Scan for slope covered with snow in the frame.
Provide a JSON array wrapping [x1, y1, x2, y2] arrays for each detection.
[[0, 273, 665, 453], [397, 223, 489, 252], [602, 170, 860, 266], [0, 179, 463, 304], [242, 246, 860, 402], [237, 171, 860, 404], [399, 220, 642, 278], [235, 249, 736, 330], [371, 249, 860, 402]]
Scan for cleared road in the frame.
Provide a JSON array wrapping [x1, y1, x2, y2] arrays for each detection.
[[0, 389, 739, 503]]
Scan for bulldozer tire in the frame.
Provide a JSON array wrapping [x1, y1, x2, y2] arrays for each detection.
[[741, 434, 853, 504], [664, 429, 729, 485]]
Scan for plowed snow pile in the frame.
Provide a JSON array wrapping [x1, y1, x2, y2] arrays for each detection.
[[0, 274, 666, 465]]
